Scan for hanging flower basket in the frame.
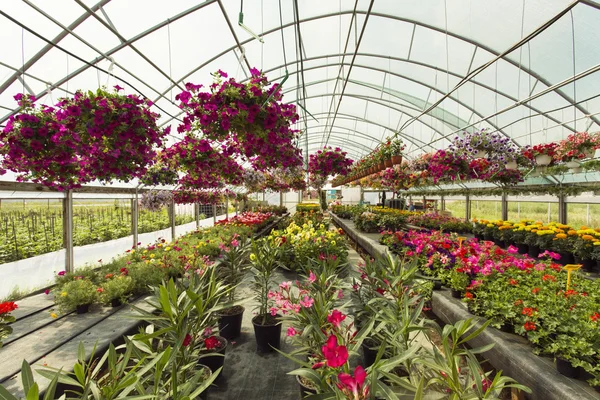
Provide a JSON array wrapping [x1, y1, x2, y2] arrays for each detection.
[[391, 155, 403, 165], [384, 159, 393, 168], [565, 160, 580, 169], [56, 86, 169, 183], [175, 69, 303, 170], [535, 154, 552, 166]]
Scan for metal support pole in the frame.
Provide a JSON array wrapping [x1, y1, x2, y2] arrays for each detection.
[[501, 192, 508, 221], [170, 199, 176, 241], [225, 196, 229, 220], [213, 204, 217, 225], [131, 190, 139, 249], [280, 191, 284, 207], [195, 203, 200, 229], [63, 190, 74, 273], [465, 193, 471, 222], [440, 195, 446, 211], [422, 196, 426, 211], [558, 194, 568, 224], [360, 187, 364, 204]]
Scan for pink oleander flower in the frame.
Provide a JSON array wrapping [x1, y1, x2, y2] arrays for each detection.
[[322, 335, 348, 368], [286, 327, 297, 337], [299, 296, 314, 308], [327, 309, 346, 328], [308, 271, 316, 283]]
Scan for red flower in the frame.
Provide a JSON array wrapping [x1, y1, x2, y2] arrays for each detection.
[[524, 321, 536, 331], [375, 288, 385, 295], [509, 279, 518, 286], [532, 287, 540, 294], [522, 307, 536, 317], [464, 292, 474, 299], [204, 336, 221, 350], [120, 267, 129, 276], [590, 312, 600, 322], [542, 274, 556, 282], [337, 365, 369, 398], [514, 299, 523, 306], [0, 301, 18, 315], [321, 335, 348, 368], [311, 361, 325, 369], [327, 310, 346, 329], [183, 334, 192, 347]]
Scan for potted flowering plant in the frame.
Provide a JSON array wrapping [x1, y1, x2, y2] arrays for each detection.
[[175, 69, 303, 170], [216, 235, 251, 340], [523, 142, 559, 167], [449, 129, 518, 162], [54, 279, 99, 313], [0, 301, 17, 348], [139, 161, 178, 186], [140, 190, 173, 212], [56, 86, 168, 183], [555, 132, 600, 162], [98, 275, 133, 307], [250, 238, 283, 352], [0, 94, 88, 190]]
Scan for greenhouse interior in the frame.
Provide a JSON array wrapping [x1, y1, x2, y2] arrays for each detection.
[[1, 0, 600, 399]]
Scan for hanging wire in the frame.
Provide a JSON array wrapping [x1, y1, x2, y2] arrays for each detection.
[[260, 0, 264, 70], [167, 19, 173, 102], [278, 0, 288, 68], [570, 10, 577, 132], [21, 27, 25, 94], [66, 53, 69, 95], [443, 0, 450, 138]]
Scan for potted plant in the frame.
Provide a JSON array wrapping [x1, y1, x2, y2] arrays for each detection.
[[524, 142, 559, 167], [98, 275, 133, 307], [54, 279, 99, 313], [448, 269, 470, 298], [198, 333, 228, 374], [572, 233, 597, 271], [0, 301, 17, 348], [250, 239, 282, 352], [389, 137, 405, 165], [216, 235, 251, 340], [555, 132, 600, 162]]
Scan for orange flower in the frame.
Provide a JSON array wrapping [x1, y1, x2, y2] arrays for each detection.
[[567, 230, 578, 236], [582, 235, 595, 241], [555, 233, 567, 239]]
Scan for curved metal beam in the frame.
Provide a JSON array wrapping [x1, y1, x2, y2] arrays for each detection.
[[276, 53, 570, 134], [262, 62, 504, 146], [152, 8, 593, 129]]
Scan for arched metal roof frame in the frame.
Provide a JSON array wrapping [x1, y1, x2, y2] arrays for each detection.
[[278, 54, 573, 135], [0, 1, 597, 155], [283, 78, 471, 132], [299, 113, 447, 160], [264, 63, 509, 149]]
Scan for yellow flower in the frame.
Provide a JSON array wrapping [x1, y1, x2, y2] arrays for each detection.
[[61, 292, 67, 297], [165, 247, 172, 251], [50, 312, 58, 319], [150, 254, 155, 258], [593, 241, 600, 246], [331, 240, 336, 246], [250, 253, 257, 261]]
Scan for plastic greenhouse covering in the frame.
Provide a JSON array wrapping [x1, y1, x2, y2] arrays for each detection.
[[1, 0, 600, 167]]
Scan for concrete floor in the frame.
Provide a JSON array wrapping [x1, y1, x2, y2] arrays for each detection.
[[207, 246, 364, 400]]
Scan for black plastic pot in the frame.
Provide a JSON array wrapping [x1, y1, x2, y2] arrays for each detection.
[[516, 243, 529, 255], [450, 289, 462, 299], [499, 322, 514, 333], [296, 375, 317, 397], [432, 280, 443, 290], [252, 315, 282, 353], [557, 252, 575, 266], [199, 336, 227, 375], [76, 304, 91, 314], [110, 298, 122, 308], [575, 257, 596, 272], [362, 339, 380, 367], [528, 245, 540, 258], [556, 357, 578, 378], [483, 234, 493, 242], [475, 233, 484, 240], [218, 306, 244, 340]]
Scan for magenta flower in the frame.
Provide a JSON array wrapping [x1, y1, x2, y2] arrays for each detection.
[[286, 327, 297, 337], [321, 335, 348, 368], [308, 271, 316, 283], [337, 365, 369, 399], [327, 309, 346, 328]]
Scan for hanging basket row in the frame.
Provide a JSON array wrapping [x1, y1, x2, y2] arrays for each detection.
[[332, 156, 402, 187]]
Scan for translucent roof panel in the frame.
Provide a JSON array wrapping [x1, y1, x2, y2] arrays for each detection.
[[1, 0, 600, 169]]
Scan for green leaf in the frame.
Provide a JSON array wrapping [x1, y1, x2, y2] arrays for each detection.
[[73, 362, 85, 386], [36, 369, 81, 388], [375, 380, 400, 400], [77, 342, 86, 363], [414, 376, 425, 400], [25, 383, 38, 400], [459, 319, 492, 345], [42, 370, 60, 400], [21, 360, 34, 395], [0, 384, 18, 400]]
